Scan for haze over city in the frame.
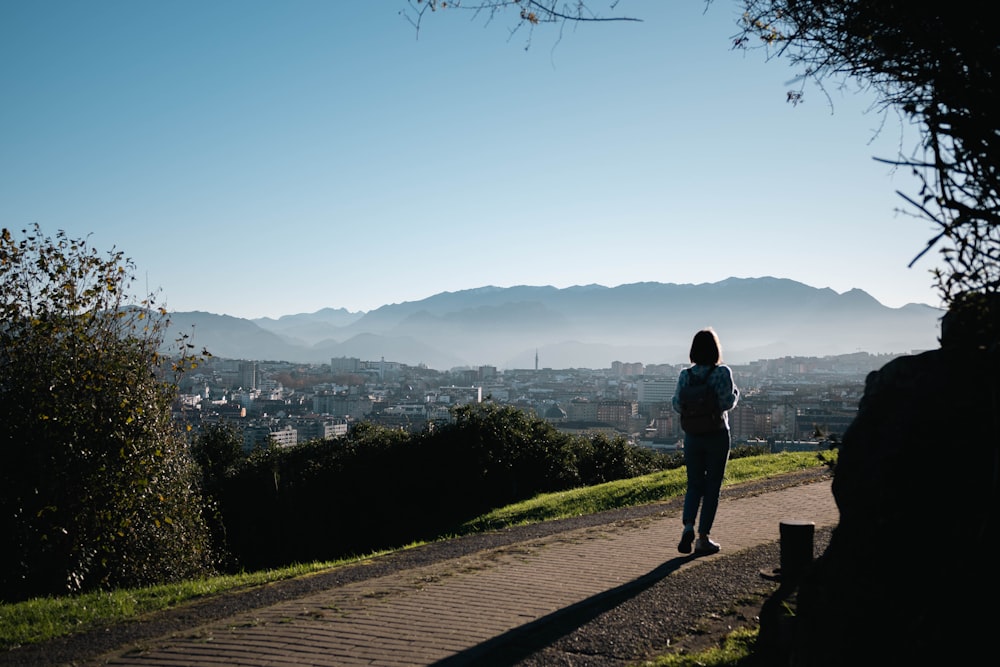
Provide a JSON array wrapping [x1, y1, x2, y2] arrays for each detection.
[[2, 1, 941, 320]]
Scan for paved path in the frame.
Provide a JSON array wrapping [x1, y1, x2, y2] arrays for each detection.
[[78, 479, 838, 667]]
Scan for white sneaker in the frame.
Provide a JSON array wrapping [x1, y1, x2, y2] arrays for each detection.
[[694, 537, 720, 555]]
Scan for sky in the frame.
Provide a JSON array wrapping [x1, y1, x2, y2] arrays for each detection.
[[1, 1, 943, 320]]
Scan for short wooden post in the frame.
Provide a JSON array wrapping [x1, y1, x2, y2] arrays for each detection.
[[778, 520, 815, 584]]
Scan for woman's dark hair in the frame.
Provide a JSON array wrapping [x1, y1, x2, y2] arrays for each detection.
[[689, 328, 722, 366]]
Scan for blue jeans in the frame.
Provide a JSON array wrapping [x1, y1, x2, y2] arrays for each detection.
[[682, 429, 731, 535]]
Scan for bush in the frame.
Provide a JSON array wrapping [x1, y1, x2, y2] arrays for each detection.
[[190, 422, 247, 568], [215, 403, 675, 569], [0, 226, 216, 601]]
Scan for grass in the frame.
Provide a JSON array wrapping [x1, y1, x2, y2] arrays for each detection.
[[0, 450, 830, 651], [0, 556, 402, 650], [639, 627, 759, 666], [461, 450, 827, 532]]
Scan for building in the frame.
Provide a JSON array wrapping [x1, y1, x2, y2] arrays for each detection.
[[434, 385, 483, 406], [611, 361, 644, 377], [596, 400, 639, 431], [238, 360, 258, 390], [637, 376, 677, 413], [312, 392, 373, 420], [331, 357, 361, 373], [294, 417, 349, 441], [543, 403, 567, 423], [728, 402, 759, 441], [243, 423, 298, 450], [564, 397, 598, 422]]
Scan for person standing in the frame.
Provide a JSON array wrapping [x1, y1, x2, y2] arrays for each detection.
[[672, 328, 740, 555]]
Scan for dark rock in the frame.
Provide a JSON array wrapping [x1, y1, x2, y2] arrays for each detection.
[[758, 294, 1000, 665]]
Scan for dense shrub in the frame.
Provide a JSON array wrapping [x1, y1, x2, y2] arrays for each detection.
[[731, 442, 769, 459], [190, 422, 247, 569], [0, 226, 216, 602], [215, 403, 678, 570], [216, 423, 418, 568]]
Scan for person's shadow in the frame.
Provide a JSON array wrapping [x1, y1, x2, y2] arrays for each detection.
[[431, 554, 697, 667]]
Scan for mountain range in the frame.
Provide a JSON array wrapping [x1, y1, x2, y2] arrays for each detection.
[[163, 278, 944, 370]]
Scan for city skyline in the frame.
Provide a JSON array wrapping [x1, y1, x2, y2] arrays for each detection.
[[2, 1, 941, 319]]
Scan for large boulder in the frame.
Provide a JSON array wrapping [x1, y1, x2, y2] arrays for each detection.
[[759, 294, 999, 665]]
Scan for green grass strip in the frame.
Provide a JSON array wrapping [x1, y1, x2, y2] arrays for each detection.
[[462, 450, 828, 533]]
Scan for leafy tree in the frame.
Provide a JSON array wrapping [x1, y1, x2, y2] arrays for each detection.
[[217, 421, 420, 569], [190, 422, 246, 566], [213, 403, 672, 569], [191, 421, 246, 492], [0, 225, 215, 601], [443, 402, 575, 501], [731, 0, 998, 307]]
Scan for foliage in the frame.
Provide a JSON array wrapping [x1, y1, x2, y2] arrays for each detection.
[[189, 422, 247, 568], [216, 402, 675, 569], [731, 0, 999, 306], [215, 422, 418, 569], [190, 422, 246, 489], [0, 225, 215, 602], [443, 402, 581, 500]]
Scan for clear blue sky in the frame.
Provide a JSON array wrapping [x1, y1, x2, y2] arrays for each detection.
[[1, 1, 941, 319]]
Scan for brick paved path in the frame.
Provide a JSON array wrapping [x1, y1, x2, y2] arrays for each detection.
[[81, 480, 836, 667]]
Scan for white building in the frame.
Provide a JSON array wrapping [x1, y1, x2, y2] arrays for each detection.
[[637, 376, 678, 408]]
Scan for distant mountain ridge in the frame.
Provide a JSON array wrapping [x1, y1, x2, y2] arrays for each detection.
[[164, 278, 943, 369]]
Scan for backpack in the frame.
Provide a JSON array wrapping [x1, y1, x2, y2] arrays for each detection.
[[679, 367, 726, 435]]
